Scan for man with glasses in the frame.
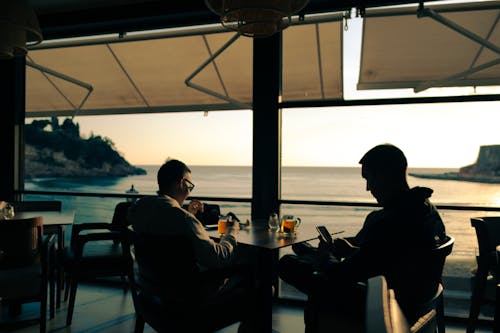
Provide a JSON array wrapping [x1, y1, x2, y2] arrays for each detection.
[[128, 158, 256, 332]]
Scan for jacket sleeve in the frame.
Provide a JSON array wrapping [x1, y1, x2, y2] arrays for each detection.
[[184, 214, 238, 269]]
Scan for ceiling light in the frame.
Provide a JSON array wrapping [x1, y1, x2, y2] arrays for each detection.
[[205, 0, 309, 38], [0, 0, 43, 59]]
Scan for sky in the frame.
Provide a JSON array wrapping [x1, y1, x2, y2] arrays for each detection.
[[51, 10, 500, 168]]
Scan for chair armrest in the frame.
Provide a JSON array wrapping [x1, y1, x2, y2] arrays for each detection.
[[71, 230, 126, 258], [410, 309, 437, 333], [71, 223, 126, 246], [77, 231, 123, 243], [73, 222, 119, 232]]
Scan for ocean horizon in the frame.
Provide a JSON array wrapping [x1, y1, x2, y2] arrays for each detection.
[[25, 165, 500, 263]]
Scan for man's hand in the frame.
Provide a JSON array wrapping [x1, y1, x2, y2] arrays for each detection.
[[332, 237, 358, 258], [187, 199, 204, 215], [226, 220, 240, 236], [318, 238, 334, 254]]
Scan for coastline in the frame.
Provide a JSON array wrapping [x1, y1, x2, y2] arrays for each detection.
[[409, 172, 500, 184]]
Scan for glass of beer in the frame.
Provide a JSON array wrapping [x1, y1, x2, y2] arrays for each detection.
[[218, 215, 228, 235], [280, 215, 301, 234]]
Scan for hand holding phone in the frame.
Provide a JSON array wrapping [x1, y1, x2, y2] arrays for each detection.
[[316, 225, 333, 244]]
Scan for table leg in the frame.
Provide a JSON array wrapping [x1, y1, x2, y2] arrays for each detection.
[[495, 284, 500, 333], [255, 248, 280, 332], [56, 226, 65, 308]]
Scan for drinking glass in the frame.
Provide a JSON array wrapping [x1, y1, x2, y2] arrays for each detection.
[[2, 203, 15, 219], [268, 213, 279, 231], [280, 215, 301, 234], [218, 215, 228, 235]]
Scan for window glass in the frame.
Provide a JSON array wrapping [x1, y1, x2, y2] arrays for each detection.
[[24, 111, 253, 221], [280, 102, 500, 298]]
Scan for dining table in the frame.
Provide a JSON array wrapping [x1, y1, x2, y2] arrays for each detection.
[[13, 210, 75, 308], [207, 220, 320, 332]]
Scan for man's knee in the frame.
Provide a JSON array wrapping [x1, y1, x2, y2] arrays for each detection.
[[278, 254, 299, 276]]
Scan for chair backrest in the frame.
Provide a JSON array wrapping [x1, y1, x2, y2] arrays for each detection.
[[0, 217, 43, 268], [14, 200, 62, 212], [391, 236, 454, 321], [471, 217, 500, 267], [111, 201, 133, 228], [366, 275, 438, 333], [366, 275, 412, 333], [128, 227, 199, 300]]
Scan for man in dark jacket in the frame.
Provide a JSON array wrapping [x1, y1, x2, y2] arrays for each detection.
[[278, 144, 447, 332]]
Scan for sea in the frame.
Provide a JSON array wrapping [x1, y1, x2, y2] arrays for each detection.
[[25, 166, 500, 267]]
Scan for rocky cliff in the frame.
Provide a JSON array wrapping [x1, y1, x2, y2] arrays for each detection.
[[410, 145, 500, 183], [459, 145, 500, 178], [25, 117, 146, 179], [25, 144, 146, 178]]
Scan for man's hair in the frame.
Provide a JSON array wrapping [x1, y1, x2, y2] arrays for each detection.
[[157, 158, 191, 194], [359, 144, 408, 180]]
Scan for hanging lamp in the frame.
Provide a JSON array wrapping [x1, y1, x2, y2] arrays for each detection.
[[0, 0, 43, 59], [205, 0, 309, 38]]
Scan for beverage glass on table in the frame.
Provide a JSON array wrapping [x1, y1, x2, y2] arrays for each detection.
[[280, 215, 301, 234], [2, 203, 15, 219], [218, 215, 228, 235], [268, 213, 279, 231]]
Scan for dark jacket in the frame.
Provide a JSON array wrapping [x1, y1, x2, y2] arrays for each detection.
[[322, 186, 447, 320]]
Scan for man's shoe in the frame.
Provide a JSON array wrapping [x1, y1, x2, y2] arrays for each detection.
[[292, 242, 318, 256]]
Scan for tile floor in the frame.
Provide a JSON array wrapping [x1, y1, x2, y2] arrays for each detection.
[[0, 282, 494, 333]]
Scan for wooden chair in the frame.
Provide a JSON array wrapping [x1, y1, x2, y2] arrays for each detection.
[[63, 202, 133, 325], [314, 235, 453, 333], [467, 217, 500, 333], [0, 217, 56, 333], [127, 227, 252, 333], [14, 200, 65, 309], [393, 236, 454, 333], [366, 275, 438, 333]]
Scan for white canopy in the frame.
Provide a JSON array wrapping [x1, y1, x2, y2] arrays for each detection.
[[358, 1, 500, 92], [26, 18, 343, 117]]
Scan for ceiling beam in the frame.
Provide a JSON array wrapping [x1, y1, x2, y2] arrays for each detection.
[[35, 0, 444, 40]]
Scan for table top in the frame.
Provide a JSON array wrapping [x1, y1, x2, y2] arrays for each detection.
[[206, 222, 319, 250], [13, 211, 75, 226]]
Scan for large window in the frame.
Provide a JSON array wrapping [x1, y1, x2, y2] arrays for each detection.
[[280, 102, 500, 300], [24, 111, 253, 222]]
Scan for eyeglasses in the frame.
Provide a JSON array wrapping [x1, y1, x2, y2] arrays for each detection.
[[183, 178, 195, 192]]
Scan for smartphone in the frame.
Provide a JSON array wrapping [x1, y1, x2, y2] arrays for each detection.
[[316, 225, 333, 244]]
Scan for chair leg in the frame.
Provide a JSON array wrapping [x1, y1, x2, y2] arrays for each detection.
[[49, 256, 55, 319], [134, 315, 145, 333], [437, 292, 445, 333], [41, 282, 48, 333], [64, 272, 71, 302], [121, 275, 128, 293], [495, 284, 500, 333], [40, 302, 47, 333], [66, 279, 78, 326], [56, 259, 63, 308], [467, 268, 488, 333]]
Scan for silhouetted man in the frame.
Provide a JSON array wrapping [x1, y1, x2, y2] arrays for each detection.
[[279, 143, 447, 332], [128, 159, 255, 332]]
